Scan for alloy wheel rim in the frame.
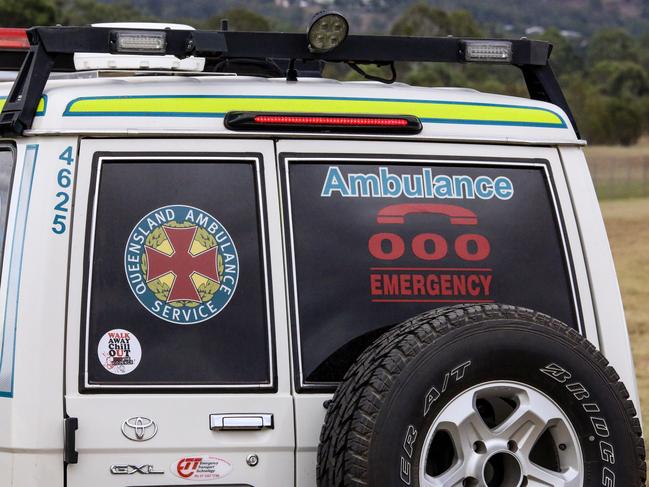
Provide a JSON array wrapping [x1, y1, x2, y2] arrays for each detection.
[[418, 381, 583, 487]]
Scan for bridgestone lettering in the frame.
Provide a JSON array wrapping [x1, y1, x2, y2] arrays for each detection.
[[539, 362, 617, 486]]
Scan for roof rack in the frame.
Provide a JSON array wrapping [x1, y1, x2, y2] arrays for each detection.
[[0, 26, 578, 137]]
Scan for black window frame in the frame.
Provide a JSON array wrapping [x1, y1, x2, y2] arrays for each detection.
[[279, 152, 584, 393], [79, 151, 277, 393]]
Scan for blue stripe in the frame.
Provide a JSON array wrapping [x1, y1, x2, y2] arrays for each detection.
[[419, 118, 564, 128], [62, 111, 563, 128], [0, 144, 39, 398], [64, 111, 227, 118], [61, 94, 567, 128], [0, 95, 47, 116]]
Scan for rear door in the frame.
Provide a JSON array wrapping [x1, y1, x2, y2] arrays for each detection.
[[65, 138, 293, 486], [276, 139, 597, 485]]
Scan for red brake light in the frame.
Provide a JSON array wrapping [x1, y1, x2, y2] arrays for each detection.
[[0, 28, 29, 49], [226, 112, 422, 134], [253, 115, 409, 127]]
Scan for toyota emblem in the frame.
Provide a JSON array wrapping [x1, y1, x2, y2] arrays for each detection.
[[121, 417, 158, 441]]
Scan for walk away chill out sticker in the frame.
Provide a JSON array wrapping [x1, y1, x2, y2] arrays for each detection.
[[98, 329, 142, 375], [125, 205, 239, 325]]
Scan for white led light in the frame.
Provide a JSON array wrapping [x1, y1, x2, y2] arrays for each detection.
[[464, 41, 513, 63], [115, 31, 167, 54], [308, 11, 349, 53], [75, 23, 204, 72]]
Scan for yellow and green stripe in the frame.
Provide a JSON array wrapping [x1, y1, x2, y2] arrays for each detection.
[[63, 95, 567, 128], [0, 96, 47, 116]]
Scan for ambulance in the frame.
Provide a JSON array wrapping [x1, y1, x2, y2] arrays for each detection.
[[0, 15, 645, 487]]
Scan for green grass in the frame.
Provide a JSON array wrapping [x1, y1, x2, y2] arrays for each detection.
[[601, 197, 649, 434]]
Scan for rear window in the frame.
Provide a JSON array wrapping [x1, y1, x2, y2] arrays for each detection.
[[83, 155, 273, 391], [0, 147, 13, 253], [0, 144, 16, 396], [281, 155, 580, 390]]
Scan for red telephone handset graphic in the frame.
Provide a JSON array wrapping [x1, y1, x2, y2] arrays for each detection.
[[376, 203, 478, 225], [370, 203, 489, 261]]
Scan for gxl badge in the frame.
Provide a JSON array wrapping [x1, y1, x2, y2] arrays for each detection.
[[110, 464, 164, 475], [121, 416, 158, 441]]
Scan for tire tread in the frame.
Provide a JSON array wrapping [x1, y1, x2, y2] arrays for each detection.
[[316, 303, 646, 486]]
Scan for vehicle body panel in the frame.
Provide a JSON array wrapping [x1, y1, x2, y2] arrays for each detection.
[[1, 77, 578, 144], [559, 146, 640, 405], [0, 75, 639, 487], [0, 138, 76, 487], [277, 139, 617, 483], [63, 138, 294, 487]]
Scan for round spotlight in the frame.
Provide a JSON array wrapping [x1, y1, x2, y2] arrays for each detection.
[[307, 10, 349, 53]]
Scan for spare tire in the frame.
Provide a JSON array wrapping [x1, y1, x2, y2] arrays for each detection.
[[317, 304, 646, 487]]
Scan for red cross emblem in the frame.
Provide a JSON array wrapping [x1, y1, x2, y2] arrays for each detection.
[[145, 226, 220, 303]]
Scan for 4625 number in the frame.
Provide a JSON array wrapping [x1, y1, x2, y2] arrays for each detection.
[[51, 146, 74, 235]]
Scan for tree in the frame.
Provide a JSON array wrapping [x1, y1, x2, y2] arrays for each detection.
[[54, 0, 145, 25], [447, 10, 483, 38], [589, 61, 649, 98], [390, 3, 482, 37], [389, 4, 482, 85], [404, 64, 468, 88], [0, 0, 56, 27], [604, 98, 643, 146], [566, 78, 643, 146], [636, 30, 649, 73], [535, 28, 583, 77], [587, 28, 639, 65], [204, 8, 271, 32]]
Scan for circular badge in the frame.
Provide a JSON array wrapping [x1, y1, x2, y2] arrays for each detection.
[[98, 329, 142, 375], [124, 205, 239, 325]]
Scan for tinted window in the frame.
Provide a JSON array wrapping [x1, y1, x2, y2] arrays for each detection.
[[85, 158, 272, 389], [282, 157, 579, 388], [0, 148, 13, 253], [0, 145, 15, 397]]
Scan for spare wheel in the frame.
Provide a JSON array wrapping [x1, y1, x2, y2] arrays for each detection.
[[317, 304, 646, 487]]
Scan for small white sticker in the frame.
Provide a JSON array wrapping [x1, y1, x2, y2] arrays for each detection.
[[171, 456, 233, 481], [97, 329, 142, 375]]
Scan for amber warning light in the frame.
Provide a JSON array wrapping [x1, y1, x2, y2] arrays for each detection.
[[225, 112, 422, 134]]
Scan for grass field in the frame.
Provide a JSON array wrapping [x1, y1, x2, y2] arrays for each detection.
[[586, 139, 649, 199], [601, 197, 649, 434]]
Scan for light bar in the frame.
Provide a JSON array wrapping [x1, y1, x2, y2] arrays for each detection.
[[463, 40, 512, 63], [111, 30, 167, 54], [0, 28, 29, 49], [225, 112, 422, 134]]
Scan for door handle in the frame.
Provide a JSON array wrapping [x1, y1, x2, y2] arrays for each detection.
[[209, 413, 274, 431]]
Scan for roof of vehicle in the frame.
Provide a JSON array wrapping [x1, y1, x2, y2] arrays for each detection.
[[0, 74, 579, 144], [0, 24, 582, 144]]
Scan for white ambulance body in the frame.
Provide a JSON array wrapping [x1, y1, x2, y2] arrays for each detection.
[[0, 22, 644, 487]]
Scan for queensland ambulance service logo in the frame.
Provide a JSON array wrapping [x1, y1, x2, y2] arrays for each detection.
[[124, 205, 239, 325]]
